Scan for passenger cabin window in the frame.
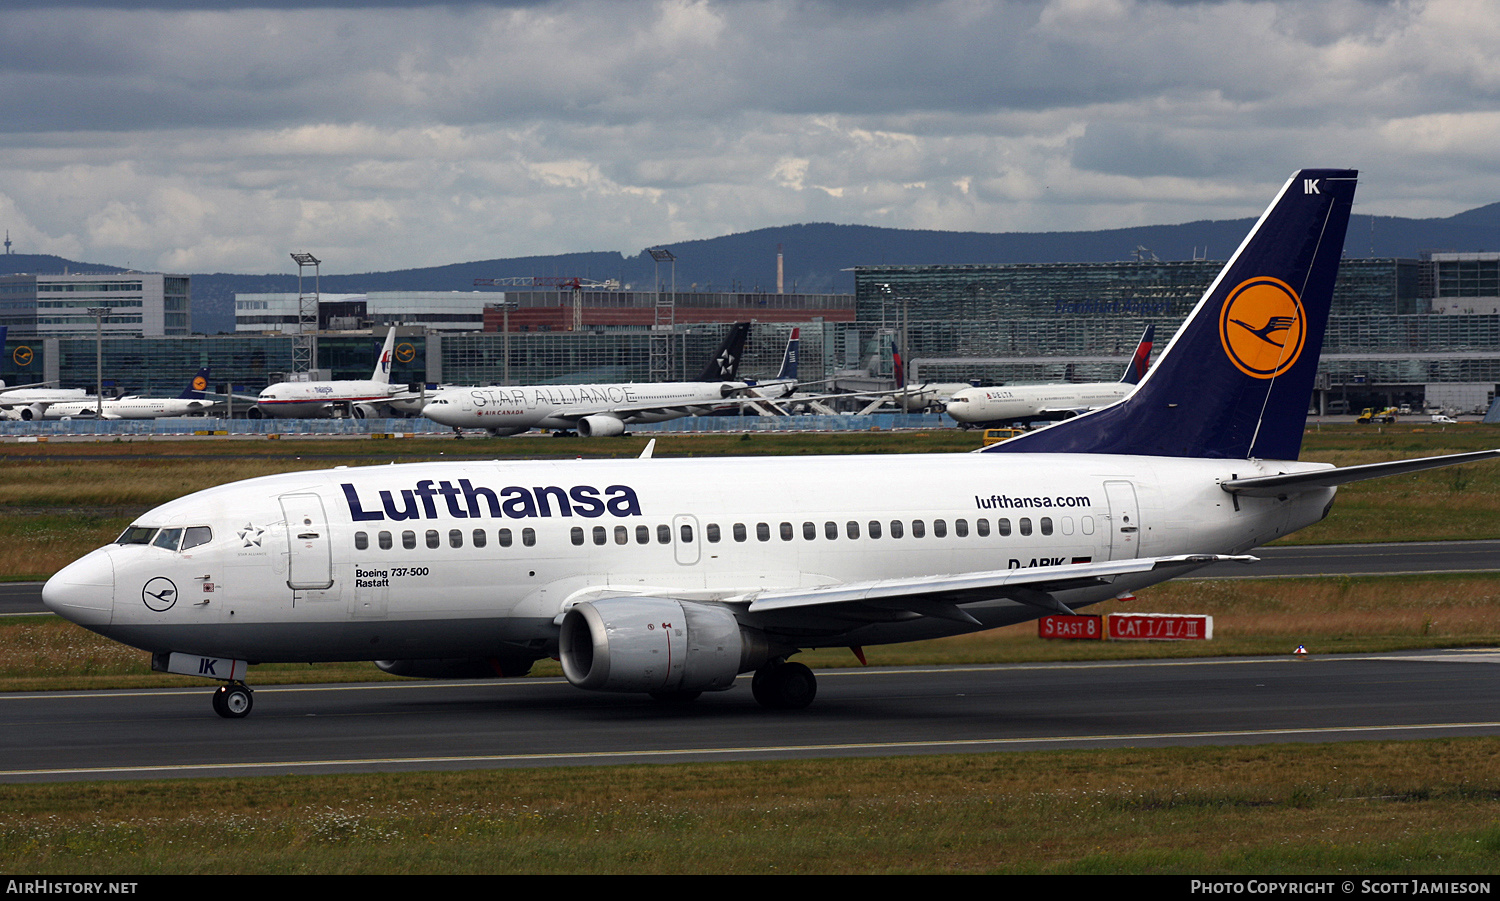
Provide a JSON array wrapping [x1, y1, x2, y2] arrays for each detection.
[[780, 522, 794, 541], [976, 519, 991, 537], [868, 520, 882, 539], [472, 529, 487, 548], [1040, 517, 1053, 536], [499, 529, 513, 547], [355, 531, 369, 551], [912, 520, 926, 538], [449, 529, 463, 549], [379, 531, 393, 550], [522, 528, 536, 547], [402, 531, 417, 549], [933, 519, 947, 538], [572, 527, 585, 546], [426, 530, 440, 549], [997, 518, 1012, 536], [757, 522, 771, 542], [889, 520, 904, 539], [707, 523, 722, 543], [1019, 518, 1033, 536]]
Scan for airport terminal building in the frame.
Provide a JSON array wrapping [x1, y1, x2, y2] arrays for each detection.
[[4, 253, 1499, 416]]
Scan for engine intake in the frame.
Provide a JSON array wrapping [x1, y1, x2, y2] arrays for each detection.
[[559, 598, 770, 694], [577, 414, 626, 437]]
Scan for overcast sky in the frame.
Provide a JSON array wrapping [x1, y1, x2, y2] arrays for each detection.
[[3, 0, 1497, 275]]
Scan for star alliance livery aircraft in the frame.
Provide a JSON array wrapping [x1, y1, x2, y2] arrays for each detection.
[[422, 322, 752, 436], [43, 170, 1500, 718]]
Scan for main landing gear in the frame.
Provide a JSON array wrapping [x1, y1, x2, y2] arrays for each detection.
[[751, 660, 817, 710], [211, 682, 254, 719]]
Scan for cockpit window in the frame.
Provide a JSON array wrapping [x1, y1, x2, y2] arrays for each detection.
[[117, 525, 212, 551], [117, 526, 158, 545], [181, 526, 212, 551]]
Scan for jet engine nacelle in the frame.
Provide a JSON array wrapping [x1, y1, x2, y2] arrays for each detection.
[[719, 382, 741, 398], [375, 656, 536, 679], [351, 403, 382, 420], [19, 404, 45, 421], [577, 414, 626, 437], [559, 598, 772, 694]]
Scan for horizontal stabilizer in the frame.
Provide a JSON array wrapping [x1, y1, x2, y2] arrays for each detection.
[[1221, 449, 1500, 497]]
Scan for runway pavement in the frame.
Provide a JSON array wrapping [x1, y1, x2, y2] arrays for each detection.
[[3, 650, 1499, 783]]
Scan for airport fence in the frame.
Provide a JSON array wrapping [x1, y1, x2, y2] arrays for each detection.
[[0, 413, 952, 439]]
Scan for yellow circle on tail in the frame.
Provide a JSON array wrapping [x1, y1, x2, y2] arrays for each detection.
[[1218, 277, 1305, 380]]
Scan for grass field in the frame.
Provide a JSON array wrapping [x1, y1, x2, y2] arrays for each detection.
[[3, 425, 1499, 873], [4, 741, 1499, 874]]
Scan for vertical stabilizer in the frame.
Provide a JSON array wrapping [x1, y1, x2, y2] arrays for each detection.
[[1119, 325, 1155, 385], [776, 328, 801, 382], [696, 322, 751, 381], [372, 329, 398, 384], [988, 169, 1357, 460], [179, 368, 212, 400]]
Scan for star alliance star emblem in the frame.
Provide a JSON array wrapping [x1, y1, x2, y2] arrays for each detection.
[[238, 523, 264, 547]]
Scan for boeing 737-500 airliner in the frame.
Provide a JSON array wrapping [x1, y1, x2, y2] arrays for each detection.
[[43, 169, 1500, 718]]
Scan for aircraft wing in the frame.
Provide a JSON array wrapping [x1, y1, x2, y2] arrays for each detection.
[[739, 554, 1253, 625]]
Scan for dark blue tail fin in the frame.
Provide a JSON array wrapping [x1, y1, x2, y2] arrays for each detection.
[[178, 368, 211, 399], [987, 169, 1357, 460], [775, 328, 800, 381], [1119, 325, 1154, 385]]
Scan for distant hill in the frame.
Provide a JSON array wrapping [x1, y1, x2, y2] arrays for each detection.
[[6, 202, 1500, 335]]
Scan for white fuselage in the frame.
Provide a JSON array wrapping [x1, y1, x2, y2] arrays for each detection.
[[43, 396, 211, 420], [422, 382, 740, 434], [254, 380, 400, 419], [946, 382, 1133, 423], [0, 387, 90, 420], [43, 453, 1333, 664]]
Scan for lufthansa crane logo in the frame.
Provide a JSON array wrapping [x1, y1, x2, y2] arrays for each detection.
[[395, 343, 415, 363], [1218, 277, 1306, 380], [192, 375, 208, 391], [142, 577, 178, 612]]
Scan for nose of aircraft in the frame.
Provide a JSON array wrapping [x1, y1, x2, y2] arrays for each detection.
[[43, 547, 116, 626], [422, 400, 460, 426]]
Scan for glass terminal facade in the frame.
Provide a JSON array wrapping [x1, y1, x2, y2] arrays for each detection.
[[851, 258, 1500, 410], [7, 255, 1499, 416]]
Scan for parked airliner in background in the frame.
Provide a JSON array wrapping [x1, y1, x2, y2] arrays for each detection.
[[740, 327, 800, 400], [422, 322, 752, 437], [944, 325, 1155, 426], [40, 368, 216, 420], [876, 340, 973, 413], [43, 169, 1500, 719], [249, 329, 418, 420], [0, 327, 92, 419]]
